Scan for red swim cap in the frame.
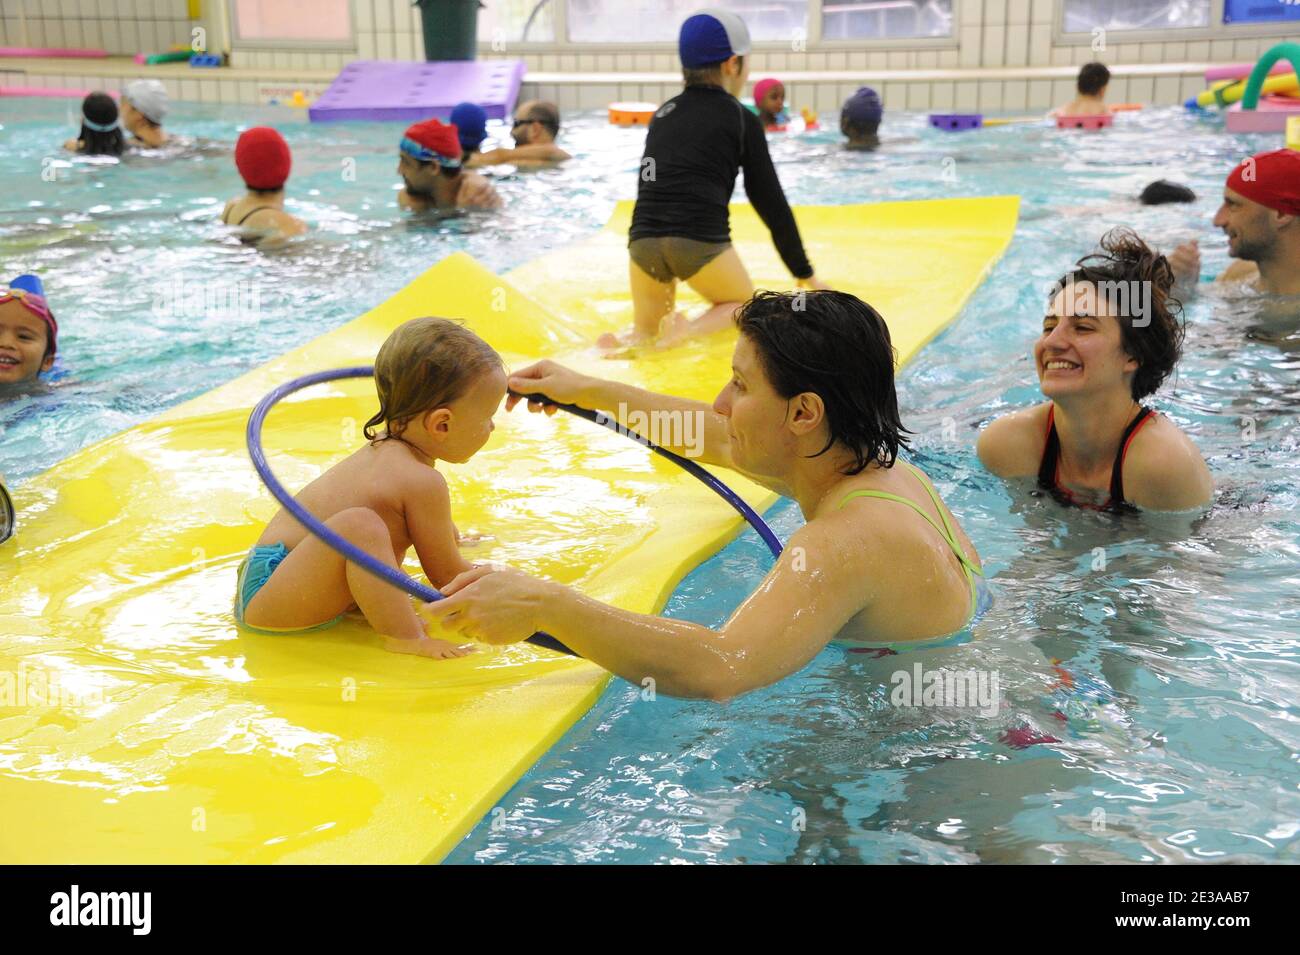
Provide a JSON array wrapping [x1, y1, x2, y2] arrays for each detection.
[[235, 126, 292, 191], [1225, 148, 1300, 216], [401, 118, 462, 166]]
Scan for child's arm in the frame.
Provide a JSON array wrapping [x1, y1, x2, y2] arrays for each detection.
[[738, 112, 817, 284], [406, 467, 476, 589]]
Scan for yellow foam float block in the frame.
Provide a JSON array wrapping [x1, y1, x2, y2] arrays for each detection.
[[0, 196, 1018, 863]]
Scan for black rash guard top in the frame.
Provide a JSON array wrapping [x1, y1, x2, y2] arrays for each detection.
[[630, 84, 814, 280]]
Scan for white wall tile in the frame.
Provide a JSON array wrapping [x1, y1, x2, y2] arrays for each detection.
[[1128, 76, 1153, 103], [1210, 39, 1234, 61], [955, 82, 978, 109], [986, 0, 1007, 25], [1154, 75, 1182, 104], [907, 83, 931, 110], [1163, 41, 1186, 62], [979, 78, 1003, 109], [1003, 78, 1027, 109], [1029, 23, 1051, 65], [1027, 78, 1052, 108], [1186, 41, 1210, 61], [377, 32, 394, 59], [1005, 22, 1027, 66], [64, 20, 83, 47], [959, 25, 980, 67], [932, 82, 956, 109], [982, 25, 1004, 66], [394, 30, 414, 60], [375, 0, 393, 32], [1008, 0, 1030, 24], [960, 0, 984, 27]]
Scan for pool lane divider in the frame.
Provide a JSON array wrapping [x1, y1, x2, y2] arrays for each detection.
[[246, 367, 784, 656]]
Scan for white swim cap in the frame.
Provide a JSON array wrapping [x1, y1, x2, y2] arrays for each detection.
[[123, 79, 169, 124]]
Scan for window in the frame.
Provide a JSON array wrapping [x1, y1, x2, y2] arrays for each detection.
[[1223, 0, 1300, 24], [479, 0, 558, 45], [233, 0, 352, 43], [822, 0, 954, 40], [565, 0, 810, 44], [1061, 0, 1211, 33]]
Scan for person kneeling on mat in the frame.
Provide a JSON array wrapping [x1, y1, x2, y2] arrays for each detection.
[[977, 229, 1212, 512], [602, 8, 827, 350], [1167, 149, 1300, 297], [398, 118, 501, 212], [222, 126, 308, 246], [467, 100, 572, 168], [425, 290, 987, 699], [236, 317, 506, 659], [0, 274, 58, 395]]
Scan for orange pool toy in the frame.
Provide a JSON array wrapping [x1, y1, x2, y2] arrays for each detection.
[[1108, 103, 1142, 112], [608, 102, 657, 126]]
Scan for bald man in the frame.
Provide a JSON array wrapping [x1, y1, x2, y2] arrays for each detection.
[[466, 100, 571, 168], [1169, 149, 1300, 296]]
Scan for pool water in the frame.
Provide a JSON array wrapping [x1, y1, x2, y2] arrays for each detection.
[[2, 99, 1296, 864]]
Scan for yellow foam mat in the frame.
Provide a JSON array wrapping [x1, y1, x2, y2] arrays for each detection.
[[0, 197, 1017, 863]]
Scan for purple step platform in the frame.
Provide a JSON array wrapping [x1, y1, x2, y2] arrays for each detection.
[[929, 113, 983, 131], [308, 59, 525, 123]]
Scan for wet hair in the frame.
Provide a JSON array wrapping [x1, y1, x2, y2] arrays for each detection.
[[1077, 62, 1110, 96], [364, 317, 503, 442], [1139, 180, 1196, 205], [734, 290, 911, 474], [683, 55, 745, 88], [1050, 228, 1184, 401], [521, 101, 561, 138], [78, 92, 125, 156]]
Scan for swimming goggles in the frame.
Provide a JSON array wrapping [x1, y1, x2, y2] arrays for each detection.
[[0, 287, 53, 322], [0, 478, 12, 545], [399, 137, 461, 170]]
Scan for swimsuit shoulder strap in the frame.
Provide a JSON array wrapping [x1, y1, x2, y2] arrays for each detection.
[[1037, 403, 1060, 492], [836, 462, 981, 577], [1109, 406, 1157, 506], [234, 205, 278, 226]]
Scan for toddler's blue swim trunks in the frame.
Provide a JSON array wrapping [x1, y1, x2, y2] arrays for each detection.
[[234, 542, 342, 634]]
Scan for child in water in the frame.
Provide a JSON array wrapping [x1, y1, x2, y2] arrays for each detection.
[[0, 274, 58, 392], [236, 317, 507, 659], [222, 126, 308, 244], [63, 92, 125, 157], [1055, 62, 1110, 117], [752, 77, 788, 130]]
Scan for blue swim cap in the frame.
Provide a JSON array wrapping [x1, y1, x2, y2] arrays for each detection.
[[679, 8, 752, 68], [8, 274, 45, 298], [841, 87, 883, 126], [449, 101, 488, 152]]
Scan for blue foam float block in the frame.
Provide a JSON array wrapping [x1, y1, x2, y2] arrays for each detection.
[[308, 59, 526, 123], [929, 113, 983, 131], [189, 54, 222, 67]]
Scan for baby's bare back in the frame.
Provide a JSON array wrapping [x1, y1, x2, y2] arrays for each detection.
[[257, 441, 426, 557]]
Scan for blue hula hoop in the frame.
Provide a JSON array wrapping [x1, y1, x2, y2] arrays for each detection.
[[246, 367, 783, 657]]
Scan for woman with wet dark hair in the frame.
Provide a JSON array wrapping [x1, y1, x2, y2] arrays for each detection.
[[417, 289, 987, 700], [63, 91, 125, 157], [978, 228, 1212, 512]]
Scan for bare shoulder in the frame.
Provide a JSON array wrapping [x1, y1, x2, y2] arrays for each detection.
[[1218, 260, 1259, 284], [977, 402, 1051, 477], [1123, 414, 1213, 511]]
